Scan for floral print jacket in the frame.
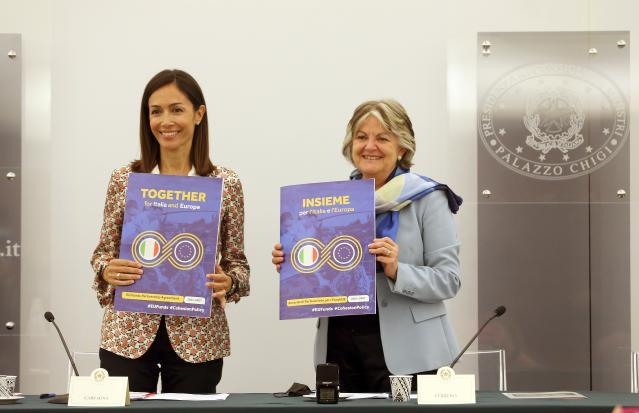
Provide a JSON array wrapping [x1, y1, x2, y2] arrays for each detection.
[[90, 164, 250, 362]]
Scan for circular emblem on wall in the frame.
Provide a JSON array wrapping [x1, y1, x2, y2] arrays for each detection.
[[478, 63, 628, 180]]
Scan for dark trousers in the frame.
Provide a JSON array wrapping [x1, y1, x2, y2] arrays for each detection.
[[99, 317, 223, 393], [326, 316, 434, 393]]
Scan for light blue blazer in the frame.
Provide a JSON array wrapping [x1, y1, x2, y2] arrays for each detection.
[[314, 190, 461, 374]]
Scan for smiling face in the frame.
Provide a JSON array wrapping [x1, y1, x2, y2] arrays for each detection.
[[148, 82, 205, 155], [351, 115, 406, 188]]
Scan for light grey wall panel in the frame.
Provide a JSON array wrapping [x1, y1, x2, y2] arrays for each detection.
[[477, 31, 630, 391], [0, 34, 21, 385]]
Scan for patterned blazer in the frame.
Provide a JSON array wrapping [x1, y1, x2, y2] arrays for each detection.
[[91, 165, 250, 363]]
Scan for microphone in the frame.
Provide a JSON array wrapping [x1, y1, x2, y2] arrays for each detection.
[[449, 305, 506, 369], [44, 311, 79, 376]]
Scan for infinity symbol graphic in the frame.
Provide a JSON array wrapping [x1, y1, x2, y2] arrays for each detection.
[[131, 230, 204, 270], [291, 235, 362, 274]]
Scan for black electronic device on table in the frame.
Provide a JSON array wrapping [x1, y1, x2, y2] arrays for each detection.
[[315, 363, 339, 404]]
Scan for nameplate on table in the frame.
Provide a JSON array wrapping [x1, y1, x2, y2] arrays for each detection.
[[68, 368, 130, 407], [417, 367, 475, 404]]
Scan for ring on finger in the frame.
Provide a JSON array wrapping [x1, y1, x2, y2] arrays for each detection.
[[385, 248, 391, 257], [116, 272, 121, 280]]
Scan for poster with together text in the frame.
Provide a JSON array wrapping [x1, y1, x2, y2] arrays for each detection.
[[114, 173, 223, 318]]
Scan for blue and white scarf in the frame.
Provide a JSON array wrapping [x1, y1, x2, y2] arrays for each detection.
[[351, 168, 462, 240]]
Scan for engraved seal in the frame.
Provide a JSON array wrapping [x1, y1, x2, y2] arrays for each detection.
[[479, 63, 628, 180]]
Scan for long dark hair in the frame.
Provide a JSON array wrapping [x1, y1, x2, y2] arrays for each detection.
[[131, 69, 214, 176]]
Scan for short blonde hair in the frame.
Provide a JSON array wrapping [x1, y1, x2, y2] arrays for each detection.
[[341, 99, 416, 170]]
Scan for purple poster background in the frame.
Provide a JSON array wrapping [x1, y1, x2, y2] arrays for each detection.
[[114, 173, 222, 318], [279, 179, 376, 320]]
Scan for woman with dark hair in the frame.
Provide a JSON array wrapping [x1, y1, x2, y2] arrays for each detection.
[[91, 69, 250, 393], [272, 99, 462, 393]]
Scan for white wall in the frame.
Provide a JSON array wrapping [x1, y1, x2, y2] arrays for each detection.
[[1, 0, 638, 394]]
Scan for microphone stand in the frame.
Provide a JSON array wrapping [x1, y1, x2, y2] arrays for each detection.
[[449, 306, 506, 369], [48, 318, 79, 376], [44, 311, 78, 404]]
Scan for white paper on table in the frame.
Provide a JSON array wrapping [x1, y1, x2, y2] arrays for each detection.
[[130, 392, 150, 400], [130, 392, 230, 401], [341, 393, 389, 399], [303, 392, 388, 400], [502, 391, 586, 399]]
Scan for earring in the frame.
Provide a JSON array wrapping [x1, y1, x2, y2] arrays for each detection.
[[397, 155, 402, 161]]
